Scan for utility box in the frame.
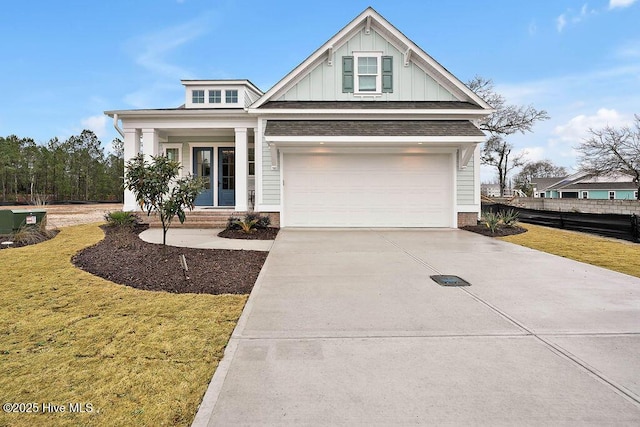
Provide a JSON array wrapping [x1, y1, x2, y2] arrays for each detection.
[[0, 209, 47, 234]]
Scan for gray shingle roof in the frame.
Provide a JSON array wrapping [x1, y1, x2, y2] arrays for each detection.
[[259, 101, 481, 110], [264, 120, 485, 137]]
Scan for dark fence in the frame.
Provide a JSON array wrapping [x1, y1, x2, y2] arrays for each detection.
[[484, 203, 640, 243]]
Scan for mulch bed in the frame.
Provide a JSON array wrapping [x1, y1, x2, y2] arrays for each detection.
[[218, 227, 279, 240], [461, 224, 528, 237], [72, 225, 268, 295]]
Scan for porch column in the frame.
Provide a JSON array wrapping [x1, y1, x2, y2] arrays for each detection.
[[141, 128, 159, 163], [123, 128, 141, 211], [235, 127, 248, 211]]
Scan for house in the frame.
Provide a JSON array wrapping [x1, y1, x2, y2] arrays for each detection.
[[105, 7, 492, 228], [533, 172, 639, 200]]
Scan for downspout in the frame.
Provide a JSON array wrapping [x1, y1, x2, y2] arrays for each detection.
[[112, 113, 125, 138]]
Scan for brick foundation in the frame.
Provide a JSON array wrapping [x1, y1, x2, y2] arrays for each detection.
[[457, 212, 478, 228], [261, 212, 280, 228]]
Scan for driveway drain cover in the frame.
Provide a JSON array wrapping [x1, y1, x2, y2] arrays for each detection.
[[430, 275, 471, 287]]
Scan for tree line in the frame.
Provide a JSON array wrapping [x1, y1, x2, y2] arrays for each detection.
[[0, 130, 124, 204]]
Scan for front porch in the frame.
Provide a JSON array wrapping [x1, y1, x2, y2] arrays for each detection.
[[122, 124, 257, 212]]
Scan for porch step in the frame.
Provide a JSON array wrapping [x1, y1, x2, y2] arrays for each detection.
[[144, 210, 246, 229]]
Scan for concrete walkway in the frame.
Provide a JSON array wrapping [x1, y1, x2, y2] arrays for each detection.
[[139, 228, 274, 251], [193, 229, 640, 425]]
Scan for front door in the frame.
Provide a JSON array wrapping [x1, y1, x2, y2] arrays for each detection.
[[193, 148, 214, 205], [218, 147, 235, 206]]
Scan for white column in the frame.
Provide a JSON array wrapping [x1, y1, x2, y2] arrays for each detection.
[[123, 128, 141, 211], [141, 128, 159, 163], [235, 127, 248, 211]]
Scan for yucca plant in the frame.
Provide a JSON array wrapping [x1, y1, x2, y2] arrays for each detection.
[[499, 209, 519, 227], [234, 218, 259, 234], [483, 211, 501, 235]]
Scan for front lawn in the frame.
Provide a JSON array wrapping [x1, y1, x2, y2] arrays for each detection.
[[0, 223, 247, 426], [499, 223, 640, 278]]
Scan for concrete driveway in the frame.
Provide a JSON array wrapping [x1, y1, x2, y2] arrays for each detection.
[[193, 229, 640, 426]]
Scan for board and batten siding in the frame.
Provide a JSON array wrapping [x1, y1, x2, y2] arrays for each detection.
[[276, 28, 457, 102], [456, 156, 475, 205], [261, 122, 281, 205]]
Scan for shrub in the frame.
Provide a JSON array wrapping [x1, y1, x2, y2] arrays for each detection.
[[244, 212, 271, 229], [226, 216, 242, 230], [104, 211, 141, 228], [499, 209, 519, 227], [483, 211, 501, 235]]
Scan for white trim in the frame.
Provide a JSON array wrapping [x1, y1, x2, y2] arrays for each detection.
[[581, 191, 588, 199], [609, 191, 616, 200], [162, 143, 184, 175], [255, 204, 281, 212], [451, 152, 457, 228], [248, 108, 492, 118], [353, 51, 383, 95], [279, 150, 286, 226], [457, 144, 475, 169], [474, 145, 480, 216], [265, 135, 485, 144]]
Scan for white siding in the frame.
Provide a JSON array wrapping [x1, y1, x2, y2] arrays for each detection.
[[277, 28, 457, 102]]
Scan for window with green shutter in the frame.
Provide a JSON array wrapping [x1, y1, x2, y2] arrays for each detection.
[[342, 56, 354, 93]]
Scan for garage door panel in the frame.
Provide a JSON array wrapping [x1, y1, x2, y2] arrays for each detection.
[[284, 153, 452, 227]]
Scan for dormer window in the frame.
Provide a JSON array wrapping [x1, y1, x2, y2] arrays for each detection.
[[226, 90, 238, 103], [356, 55, 379, 92], [192, 90, 205, 103], [209, 90, 221, 103]]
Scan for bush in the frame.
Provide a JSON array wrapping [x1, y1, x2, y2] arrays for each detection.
[[499, 209, 519, 227], [226, 216, 242, 230], [244, 212, 271, 229], [227, 213, 271, 231], [104, 211, 141, 228]]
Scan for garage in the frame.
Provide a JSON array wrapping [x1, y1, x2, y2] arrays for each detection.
[[282, 152, 453, 227]]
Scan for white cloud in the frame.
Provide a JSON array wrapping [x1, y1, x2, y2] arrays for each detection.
[[80, 115, 108, 139], [519, 146, 546, 163], [552, 108, 633, 146], [609, 0, 637, 9], [556, 14, 567, 32], [615, 40, 640, 58], [556, 4, 598, 32]]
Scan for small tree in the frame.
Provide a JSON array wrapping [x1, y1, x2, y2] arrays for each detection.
[[124, 154, 205, 245], [576, 115, 640, 200]]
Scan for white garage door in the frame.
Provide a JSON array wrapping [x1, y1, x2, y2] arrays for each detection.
[[283, 153, 453, 227]]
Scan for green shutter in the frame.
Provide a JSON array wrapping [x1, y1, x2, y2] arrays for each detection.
[[342, 56, 354, 93], [382, 56, 393, 93]]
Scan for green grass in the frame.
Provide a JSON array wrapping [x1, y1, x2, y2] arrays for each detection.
[[500, 223, 640, 278], [0, 223, 247, 426]]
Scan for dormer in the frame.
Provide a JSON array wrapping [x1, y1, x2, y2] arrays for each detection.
[[182, 80, 263, 109]]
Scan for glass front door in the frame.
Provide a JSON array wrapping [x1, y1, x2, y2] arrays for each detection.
[[218, 147, 235, 206], [193, 148, 213, 205]]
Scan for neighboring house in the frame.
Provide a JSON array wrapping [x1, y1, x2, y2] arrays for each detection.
[[533, 172, 639, 200], [481, 184, 501, 198], [105, 7, 492, 228]]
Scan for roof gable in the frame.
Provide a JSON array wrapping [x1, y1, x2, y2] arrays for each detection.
[[251, 7, 491, 110]]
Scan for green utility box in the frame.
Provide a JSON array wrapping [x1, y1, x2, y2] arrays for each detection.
[[0, 209, 47, 234]]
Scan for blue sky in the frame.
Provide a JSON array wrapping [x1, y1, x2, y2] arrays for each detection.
[[1, 0, 639, 181]]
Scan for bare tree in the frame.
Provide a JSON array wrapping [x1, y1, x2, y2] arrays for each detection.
[[514, 160, 567, 196], [576, 115, 640, 199], [468, 76, 550, 196], [481, 136, 526, 196]]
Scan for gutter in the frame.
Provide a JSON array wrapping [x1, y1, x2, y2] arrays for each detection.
[[112, 113, 125, 138]]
